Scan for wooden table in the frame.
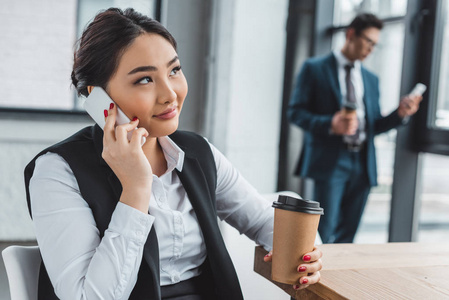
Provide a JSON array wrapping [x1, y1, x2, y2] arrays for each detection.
[[254, 243, 449, 299]]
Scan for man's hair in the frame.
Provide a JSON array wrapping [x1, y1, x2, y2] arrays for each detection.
[[347, 13, 383, 35]]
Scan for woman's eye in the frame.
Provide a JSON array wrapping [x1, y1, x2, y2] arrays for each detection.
[[136, 77, 152, 85], [170, 66, 182, 76]]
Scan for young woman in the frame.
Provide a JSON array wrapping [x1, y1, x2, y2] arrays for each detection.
[[25, 8, 322, 300]]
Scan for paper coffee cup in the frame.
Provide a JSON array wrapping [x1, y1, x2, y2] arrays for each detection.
[[271, 195, 324, 285], [342, 102, 357, 116]]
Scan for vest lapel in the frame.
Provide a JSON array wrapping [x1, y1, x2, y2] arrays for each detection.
[[176, 156, 243, 300], [177, 156, 215, 217]]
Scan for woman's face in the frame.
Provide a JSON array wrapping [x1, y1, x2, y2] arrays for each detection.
[[107, 33, 188, 137]]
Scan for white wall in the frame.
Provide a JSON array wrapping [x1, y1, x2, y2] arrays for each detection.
[[209, 0, 288, 193], [0, 118, 93, 240], [208, 1, 290, 299]]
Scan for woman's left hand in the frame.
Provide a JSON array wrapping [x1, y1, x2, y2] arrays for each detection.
[[264, 246, 323, 290]]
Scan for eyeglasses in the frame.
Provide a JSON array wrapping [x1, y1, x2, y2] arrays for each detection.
[[359, 33, 378, 48]]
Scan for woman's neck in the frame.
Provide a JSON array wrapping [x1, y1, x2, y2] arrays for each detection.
[[142, 137, 167, 177]]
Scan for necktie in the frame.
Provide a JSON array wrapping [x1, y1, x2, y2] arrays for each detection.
[[344, 64, 360, 144], [344, 64, 356, 104]]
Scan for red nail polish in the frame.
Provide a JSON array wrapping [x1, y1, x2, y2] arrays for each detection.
[[293, 285, 300, 290], [104, 110, 108, 118], [132, 117, 138, 121], [301, 278, 308, 284], [303, 255, 311, 262], [298, 266, 307, 272], [109, 103, 114, 109]]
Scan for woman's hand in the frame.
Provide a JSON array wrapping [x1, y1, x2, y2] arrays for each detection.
[[264, 246, 323, 290], [102, 104, 152, 213]]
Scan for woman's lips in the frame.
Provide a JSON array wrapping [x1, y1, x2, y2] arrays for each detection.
[[154, 107, 177, 119]]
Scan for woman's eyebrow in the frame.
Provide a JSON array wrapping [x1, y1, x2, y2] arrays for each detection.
[[167, 56, 179, 67], [127, 56, 179, 75], [128, 65, 156, 75]]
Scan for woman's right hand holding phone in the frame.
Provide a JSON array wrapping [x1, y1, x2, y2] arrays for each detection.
[[102, 103, 152, 213]]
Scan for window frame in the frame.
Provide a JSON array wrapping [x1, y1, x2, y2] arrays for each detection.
[[412, 0, 449, 156]]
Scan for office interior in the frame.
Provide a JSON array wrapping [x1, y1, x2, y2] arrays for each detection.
[[0, 0, 448, 299]]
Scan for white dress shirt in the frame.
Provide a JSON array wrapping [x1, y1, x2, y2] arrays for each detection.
[[29, 136, 274, 300], [333, 50, 367, 143]]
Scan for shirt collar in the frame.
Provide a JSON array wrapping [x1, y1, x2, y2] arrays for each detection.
[[333, 50, 362, 71], [157, 136, 185, 173]]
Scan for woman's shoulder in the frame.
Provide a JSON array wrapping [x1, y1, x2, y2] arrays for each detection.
[[48, 125, 98, 151]]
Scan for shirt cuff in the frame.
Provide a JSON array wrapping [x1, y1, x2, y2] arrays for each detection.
[[107, 202, 155, 244], [401, 115, 410, 124]]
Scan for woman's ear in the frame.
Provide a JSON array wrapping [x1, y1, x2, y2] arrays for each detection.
[[87, 86, 94, 95]]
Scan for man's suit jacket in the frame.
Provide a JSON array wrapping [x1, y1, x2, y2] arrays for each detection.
[[288, 53, 404, 187]]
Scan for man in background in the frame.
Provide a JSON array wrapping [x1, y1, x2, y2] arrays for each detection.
[[288, 13, 422, 243]]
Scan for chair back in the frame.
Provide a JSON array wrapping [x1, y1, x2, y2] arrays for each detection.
[[2, 245, 41, 300]]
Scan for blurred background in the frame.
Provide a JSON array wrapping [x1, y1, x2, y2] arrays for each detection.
[[1, 0, 448, 299]]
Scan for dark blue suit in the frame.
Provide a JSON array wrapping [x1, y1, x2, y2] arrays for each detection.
[[288, 53, 403, 243]]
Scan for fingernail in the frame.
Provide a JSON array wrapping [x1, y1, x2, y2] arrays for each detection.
[[293, 285, 300, 290], [132, 117, 138, 121], [301, 278, 309, 284], [298, 266, 307, 272], [104, 110, 108, 118], [109, 103, 114, 109], [303, 255, 311, 262], [264, 254, 271, 258]]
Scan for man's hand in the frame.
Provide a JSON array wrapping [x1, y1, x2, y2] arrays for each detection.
[[331, 111, 358, 135], [398, 94, 422, 118]]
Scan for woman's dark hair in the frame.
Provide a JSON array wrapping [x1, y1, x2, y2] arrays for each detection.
[[347, 13, 383, 36], [71, 8, 177, 97]]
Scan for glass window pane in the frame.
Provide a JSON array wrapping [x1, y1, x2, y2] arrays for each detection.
[[360, 23, 406, 243], [417, 153, 449, 242], [434, 1, 449, 129], [77, 1, 156, 39], [333, 0, 408, 26], [0, 0, 78, 110]]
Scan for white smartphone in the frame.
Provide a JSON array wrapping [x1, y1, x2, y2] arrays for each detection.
[[84, 87, 145, 145], [409, 83, 427, 97]]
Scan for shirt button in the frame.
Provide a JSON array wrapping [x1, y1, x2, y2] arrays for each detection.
[[136, 230, 142, 236], [172, 274, 180, 283]]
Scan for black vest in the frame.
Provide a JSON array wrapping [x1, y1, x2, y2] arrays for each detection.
[[24, 125, 244, 300]]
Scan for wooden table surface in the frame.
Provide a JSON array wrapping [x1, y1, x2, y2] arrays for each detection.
[[253, 243, 449, 299]]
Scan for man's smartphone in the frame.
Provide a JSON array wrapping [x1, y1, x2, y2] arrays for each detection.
[[84, 87, 145, 144], [409, 83, 427, 97]]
